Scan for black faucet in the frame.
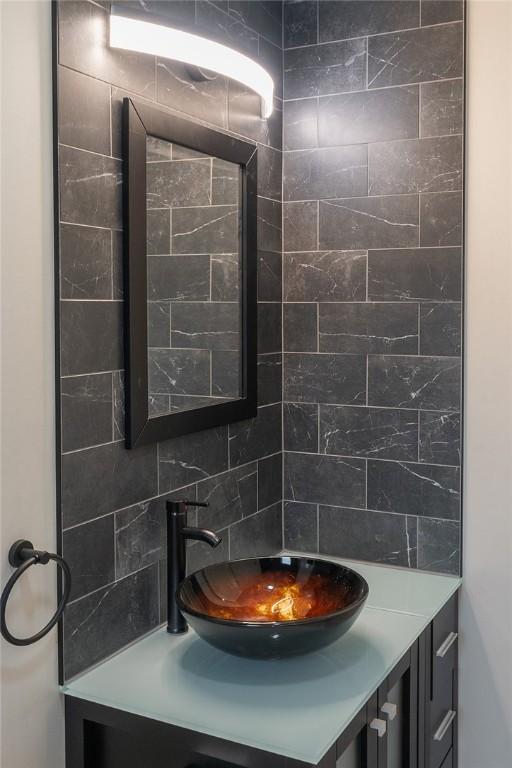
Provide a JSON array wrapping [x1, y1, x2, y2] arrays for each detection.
[[166, 499, 222, 634]]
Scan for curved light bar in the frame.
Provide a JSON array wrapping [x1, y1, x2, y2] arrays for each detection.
[[110, 14, 274, 118]]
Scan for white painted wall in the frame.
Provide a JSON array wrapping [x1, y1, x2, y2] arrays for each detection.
[[0, 1, 65, 766], [460, 1, 512, 765]]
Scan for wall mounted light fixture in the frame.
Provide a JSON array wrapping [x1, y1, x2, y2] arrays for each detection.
[[109, 13, 274, 118]]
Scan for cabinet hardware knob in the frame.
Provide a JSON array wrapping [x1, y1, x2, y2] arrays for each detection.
[[433, 710, 456, 742], [381, 702, 397, 720], [436, 631, 458, 658], [369, 718, 387, 738]]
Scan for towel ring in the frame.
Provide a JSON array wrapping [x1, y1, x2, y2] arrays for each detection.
[[0, 540, 72, 646]]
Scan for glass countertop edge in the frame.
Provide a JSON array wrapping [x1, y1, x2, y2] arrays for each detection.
[[61, 683, 314, 762], [60, 608, 432, 765], [61, 684, 334, 763]]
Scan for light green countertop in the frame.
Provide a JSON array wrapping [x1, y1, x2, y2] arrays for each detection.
[[62, 553, 461, 764]]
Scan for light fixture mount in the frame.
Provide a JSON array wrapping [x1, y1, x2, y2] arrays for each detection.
[[184, 65, 218, 83], [109, 8, 274, 119]]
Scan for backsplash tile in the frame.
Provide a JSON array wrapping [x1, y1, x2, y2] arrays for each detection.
[[417, 517, 460, 575], [63, 514, 115, 603], [115, 497, 167, 581], [284, 402, 319, 453], [257, 196, 282, 251], [368, 136, 463, 195], [319, 195, 419, 251], [62, 440, 158, 529], [318, 505, 418, 569], [283, 98, 318, 150], [420, 80, 464, 138], [319, 406, 419, 462], [61, 373, 113, 453], [60, 224, 113, 300], [283, 500, 318, 552], [284, 452, 366, 507], [283, 352, 367, 404], [64, 565, 160, 680], [368, 355, 461, 411], [318, 1, 419, 42], [367, 248, 462, 302], [283, 250, 367, 302], [367, 460, 461, 519], [421, 0, 463, 25], [283, 303, 317, 352], [229, 403, 282, 466], [318, 87, 419, 147], [419, 411, 461, 466], [229, 1, 282, 48], [419, 303, 462, 356], [257, 353, 282, 406], [282, 0, 464, 578], [258, 250, 282, 302], [283, 201, 318, 251], [284, 38, 366, 99], [367, 23, 463, 88], [420, 191, 463, 247], [60, 301, 123, 376], [159, 426, 230, 491], [59, 146, 122, 229], [318, 302, 419, 355], [228, 502, 283, 558], [283, 145, 368, 202], [283, 1, 317, 48], [257, 453, 283, 510], [58, 65, 111, 155], [196, 464, 258, 528]]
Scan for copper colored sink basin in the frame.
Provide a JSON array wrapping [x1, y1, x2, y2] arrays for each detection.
[[177, 556, 369, 659]]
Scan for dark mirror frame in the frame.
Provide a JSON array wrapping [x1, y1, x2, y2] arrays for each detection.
[[123, 98, 258, 448]]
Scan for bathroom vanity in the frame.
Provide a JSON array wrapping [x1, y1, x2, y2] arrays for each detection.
[[62, 556, 460, 768]]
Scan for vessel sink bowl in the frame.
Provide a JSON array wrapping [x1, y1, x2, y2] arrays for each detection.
[[177, 556, 369, 659]]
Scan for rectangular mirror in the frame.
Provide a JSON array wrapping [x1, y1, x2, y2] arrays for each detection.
[[123, 98, 257, 448]]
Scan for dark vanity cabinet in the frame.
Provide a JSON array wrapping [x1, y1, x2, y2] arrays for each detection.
[[334, 594, 458, 768], [420, 595, 459, 768], [64, 594, 458, 768], [336, 644, 418, 768]]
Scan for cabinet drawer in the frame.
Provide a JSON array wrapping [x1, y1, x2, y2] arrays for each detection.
[[429, 663, 456, 768], [428, 594, 458, 768], [432, 595, 458, 680]]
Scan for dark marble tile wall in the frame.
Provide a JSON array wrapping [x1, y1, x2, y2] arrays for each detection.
[[282, 0, 464, 575], [56, 0, 283, 680]]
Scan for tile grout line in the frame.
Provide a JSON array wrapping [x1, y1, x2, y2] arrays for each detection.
[[284, 18, 463, 53]]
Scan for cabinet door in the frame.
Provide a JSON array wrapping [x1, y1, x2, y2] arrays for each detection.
[[337, 736, 363, 768], [377, 645, 419, 768], [336, 697, 378, 768]]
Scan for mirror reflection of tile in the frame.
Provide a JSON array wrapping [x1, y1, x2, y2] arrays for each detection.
[[145, 136, 242, 417]]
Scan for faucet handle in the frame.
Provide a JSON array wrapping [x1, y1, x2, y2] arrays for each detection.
[[166, 499, 209, 516]]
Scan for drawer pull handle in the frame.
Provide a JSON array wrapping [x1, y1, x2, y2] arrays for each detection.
[[370, 718, 387, 738], [381, 702, 397, 721], [433, 710, 456, 742], [436, 631, 458, 658]]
